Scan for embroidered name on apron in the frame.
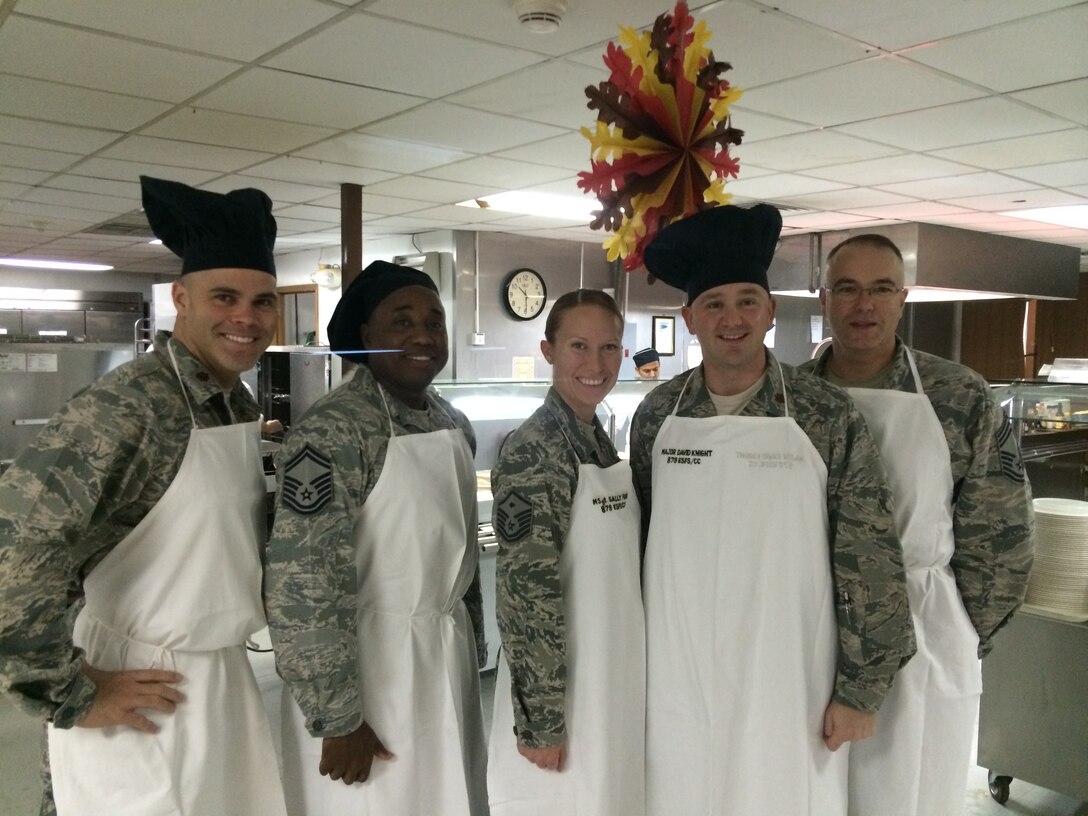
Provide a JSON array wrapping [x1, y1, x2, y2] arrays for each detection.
[[591, 491, 629, 513], [659, 447, 714, 465]]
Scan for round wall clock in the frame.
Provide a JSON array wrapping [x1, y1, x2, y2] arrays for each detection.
[[502, 268, 547, 321]]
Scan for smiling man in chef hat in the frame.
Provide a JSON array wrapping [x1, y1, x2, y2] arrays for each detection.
[[629, 203, 916, 816], [266, 260, 488, 815], [0, 175, 288, 816]]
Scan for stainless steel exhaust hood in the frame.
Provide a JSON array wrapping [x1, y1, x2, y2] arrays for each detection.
[[768, 223, 1081, 301]]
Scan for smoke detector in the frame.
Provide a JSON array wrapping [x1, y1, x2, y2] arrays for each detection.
[[514, 0, 567, 34]]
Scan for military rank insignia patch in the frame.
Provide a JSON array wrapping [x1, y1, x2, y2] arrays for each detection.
[[996, 413, 1026, 484], [281, 444, 334, 515], [495, 491, 533, 542]]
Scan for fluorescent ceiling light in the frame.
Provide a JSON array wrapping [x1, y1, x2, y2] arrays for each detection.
[[1001, 205, 1088, 229], [457, 191, 597, 221], [774, 287, 1016, 302], [0, 258, 113, 272]]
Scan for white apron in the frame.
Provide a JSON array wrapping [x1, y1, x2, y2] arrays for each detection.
[[845, 349, 981, 816], [281, 398, 487, 816], [644, 370, 848, 816], [49, 345, 287, 816], [488, 458, 645, 816]]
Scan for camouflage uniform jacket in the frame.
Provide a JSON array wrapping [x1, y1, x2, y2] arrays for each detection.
[[630, 351, 916, 713], [803, 340, 1035, 657], [265, 364, 483, 739], [491, 387, 620, 748], [0, 331, 259, 728]]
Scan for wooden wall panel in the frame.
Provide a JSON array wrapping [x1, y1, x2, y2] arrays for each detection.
[[960, 298, 1030, 381]]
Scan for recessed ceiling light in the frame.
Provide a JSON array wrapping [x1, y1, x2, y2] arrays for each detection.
[[457, 191, 597, 221], [0, 258, 114, 271], [1001, 205, 1088, 230]]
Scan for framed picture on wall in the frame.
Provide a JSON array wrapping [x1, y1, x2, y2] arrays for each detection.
[[652, 315, 675, 356]]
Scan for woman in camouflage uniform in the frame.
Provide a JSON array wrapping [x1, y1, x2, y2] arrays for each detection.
[[488, 289, 645, 816]]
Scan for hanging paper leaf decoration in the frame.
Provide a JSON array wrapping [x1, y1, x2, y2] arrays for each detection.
[[577, 2, 743, 271]]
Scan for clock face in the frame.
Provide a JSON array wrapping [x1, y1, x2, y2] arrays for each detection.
[[503, 268, 547, 320]]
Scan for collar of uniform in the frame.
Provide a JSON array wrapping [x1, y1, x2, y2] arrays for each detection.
[[349, 364, 450, 432], [152, 331, 250, 407], [683, 349, 786, 418], [543, 387, 612, 464], [809, 339, 917, 394]]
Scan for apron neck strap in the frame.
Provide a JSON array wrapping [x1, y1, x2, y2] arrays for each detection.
[[166, 339, 198, 428], [773, 356, 790, 418], [904, 346, 925, 395]]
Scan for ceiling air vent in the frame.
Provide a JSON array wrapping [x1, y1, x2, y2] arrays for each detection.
[[513, 0, 567, 33], [81, 210, 154, 238]]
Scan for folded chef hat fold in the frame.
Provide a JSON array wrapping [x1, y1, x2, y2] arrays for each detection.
[[643, 204, 782, 304], [140, 175, 277, 276], [327, 260, 440, 359]]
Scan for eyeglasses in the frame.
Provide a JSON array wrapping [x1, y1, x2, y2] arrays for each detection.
[[825, 282, 903, 301]]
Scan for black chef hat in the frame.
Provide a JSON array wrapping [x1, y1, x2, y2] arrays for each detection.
[[633, 347, 659, 367], [643, 204, 782, 303], [140, 175, 277, 276], [327, 260, 440, 359]]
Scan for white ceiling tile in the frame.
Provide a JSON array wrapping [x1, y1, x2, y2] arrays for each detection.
[[362, 104, 568, 154], [0, 181, 32, 199], [422, 156, 572, 188], [719, 173, 851, 200], [200, 176, 332, 204], [0, 144, 81, 173], [728, 109, 813, 143], [364, 214, 471, 234], [269, 204, 341, 223], [266, 14, 543, 98], [769, 0, 1080, 51], [19, 187, 137, 215], [0, 115, 120, 154], [296, 133, 470, 174], [876, 172, 1038, 199], [739, 57, 983, 127], [1003, 159, 1088, 187], [362, 175, 502, 204], [523, 177, 591, 198], [701, 1, 874, 88], [448, 61, 608, 130], [40, 175, 141, 200], [0, 167, 50, 185], [1065, 184, 1088, 199], [274, 216, 336, 233], [143, 109, 336, 153], [836, 97, 1069, 151], [243, 156, 394, 187], [782, 212, 883, 229], [775, 188, 920, 210], [1012, 79, 1088, 127], [803, 154, 977, 186], [495, 133, 593, 171], [903, 5, 1088, 92], [842, 201, 976, 218], [484, 214, 593, 230], [735, 130, 901, 172], [0, 18, 237, 102], [930, 129, 1088, 170], [98, 135, 273, 172], [941, 189, 1085, 212], [3, 199, 117, 225], [67, 158, 219, 187], [195, 68, 425, 130], [366, 0, 721, 57], [308, 192, 427, 217], [0, 75, 172, 132], [16, 0, 341, 61]]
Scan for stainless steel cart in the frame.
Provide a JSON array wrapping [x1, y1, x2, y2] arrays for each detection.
[[977, 610, 1088, 805]]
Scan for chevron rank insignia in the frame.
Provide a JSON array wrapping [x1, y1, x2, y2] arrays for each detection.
[[281, 444, 334, 515], [495, 491, 533, 542]]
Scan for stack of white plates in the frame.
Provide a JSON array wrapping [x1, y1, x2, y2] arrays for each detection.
[[1023, 497, 1088, 622]]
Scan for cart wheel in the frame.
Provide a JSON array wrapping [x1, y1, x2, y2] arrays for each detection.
[[988, 770, 1012, 805]]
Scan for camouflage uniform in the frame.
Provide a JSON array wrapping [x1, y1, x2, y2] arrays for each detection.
[[803, 340, 1034, 656], [491, 387, 619, 748], [265, 363, 484, 738], [0, 331, 260, 815], [630, 351, 916, 712]]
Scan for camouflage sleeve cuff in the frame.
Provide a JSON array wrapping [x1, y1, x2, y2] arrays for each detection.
[[832, 673, 889, 714], [306, 708, 363, 739], [515, 720, 567, 749], [51, 670, 97, 729]]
